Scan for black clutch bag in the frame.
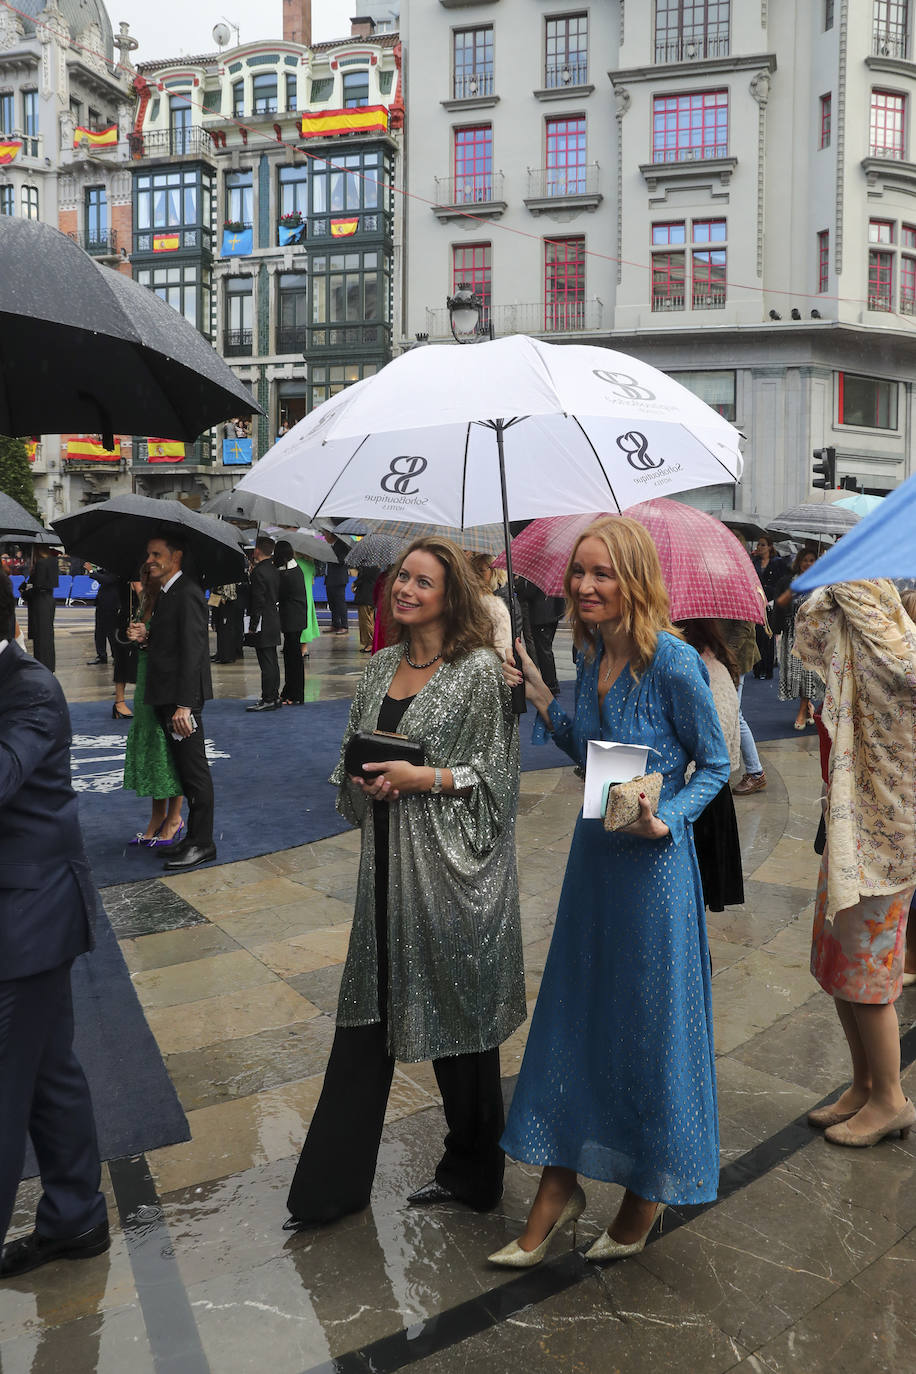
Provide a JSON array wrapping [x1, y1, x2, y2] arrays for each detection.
[[344, 730, 425, 778]]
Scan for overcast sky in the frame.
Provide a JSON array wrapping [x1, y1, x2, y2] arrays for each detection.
[[113, 1, 359, 64]]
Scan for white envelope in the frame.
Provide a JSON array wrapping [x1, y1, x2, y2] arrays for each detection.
[[583, 740, 660, 819]]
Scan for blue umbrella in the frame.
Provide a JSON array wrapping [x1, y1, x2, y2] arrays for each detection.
[[793, 472, 916, 592], [833, 492, 885, 516]]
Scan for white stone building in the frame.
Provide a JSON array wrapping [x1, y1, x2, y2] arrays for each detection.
[[400, 0, 916, 516]]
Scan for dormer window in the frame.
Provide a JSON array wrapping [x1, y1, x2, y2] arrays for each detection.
[[343, 70, 369, 108]]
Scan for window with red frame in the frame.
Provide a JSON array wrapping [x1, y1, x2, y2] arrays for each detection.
[[452, 243, 491, 329], [453, 125, 492, 204], [902, 253, 916, 311], [692, 219, 727, 308], [868, 249, 894, 309], [819, 93, 831, 148], [869, 89, 905, 157], [545, 116, 586, 195], [817, 230, 829, 292], [544, 238, 585, 331], [869, 218, 895, 243], [838, 372, 898, 428], [652, 90, 728, 162], [651, 221, 686, 310], [903, 223, 916, 248]]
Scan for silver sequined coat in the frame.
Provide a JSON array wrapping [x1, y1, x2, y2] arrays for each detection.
[[330, 645, 526, 1062]]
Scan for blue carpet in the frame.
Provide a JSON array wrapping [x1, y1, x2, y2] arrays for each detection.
[[739, 673, 813, 742], [21, 897, 190, 1178]]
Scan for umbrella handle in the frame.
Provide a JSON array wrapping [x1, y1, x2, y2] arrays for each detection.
[[494, 418, 527, 718]]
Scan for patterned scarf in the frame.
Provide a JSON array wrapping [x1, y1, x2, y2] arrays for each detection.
[[794, 580, 916, 916]]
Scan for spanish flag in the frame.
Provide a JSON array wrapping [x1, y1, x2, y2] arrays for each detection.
[[73, 125, 118, 149], [300, 105, 389, 140], [0, 140, 21, 165], [330, 218, 359, 238], [147, 438, 186, 463], [153, 232, 180, 253], [25, 440, 38, 462], [66, 437, 122, 463]]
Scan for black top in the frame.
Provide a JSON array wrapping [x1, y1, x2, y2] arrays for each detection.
[[277, 562, 307, 635], [249, 557, 281, 645], [376, 693, 415, 733], [373, 694, 417, 866]]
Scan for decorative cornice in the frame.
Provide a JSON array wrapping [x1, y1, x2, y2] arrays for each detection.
[[861, 155, 916, 190], [750, 71, 769, 278], [640, 155, 737, 192], [440, 94, 499, 112], [609, 52, 777, 86], [865, 54, 916, 80], [835, 0, 848, 274], [532, 83, 593, 103]]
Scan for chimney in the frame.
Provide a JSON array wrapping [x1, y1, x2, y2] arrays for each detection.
[[351, 16, 376, 38], [283, 0, 312, 45]]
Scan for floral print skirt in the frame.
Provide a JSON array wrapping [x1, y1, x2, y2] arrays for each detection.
[[811, 852, 913, 1004]]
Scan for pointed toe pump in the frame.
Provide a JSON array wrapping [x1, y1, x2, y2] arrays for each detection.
[[487, 1185, 586, 1269]]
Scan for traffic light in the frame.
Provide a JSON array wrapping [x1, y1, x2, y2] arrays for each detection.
[[839, 474, 859, 492], [812, 446, 836, 490]]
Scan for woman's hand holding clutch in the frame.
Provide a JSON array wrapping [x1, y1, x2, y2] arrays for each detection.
[[352, 759, 436, 801], [620, 791, 670, 840]]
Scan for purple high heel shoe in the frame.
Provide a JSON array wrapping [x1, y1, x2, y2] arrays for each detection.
[[155, 820, 185, 849]]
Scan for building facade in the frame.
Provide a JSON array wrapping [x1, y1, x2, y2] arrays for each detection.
[[401, 0, 916, 515], [129, 5, 404, 500]]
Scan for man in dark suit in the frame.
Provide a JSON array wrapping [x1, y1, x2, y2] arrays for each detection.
[[128, 531, 216, 871], [0, 571, 109, 1277], [246, 536, 282, 712], [88, 567, 120, 665]]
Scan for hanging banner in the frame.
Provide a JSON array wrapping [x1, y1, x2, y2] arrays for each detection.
[[278, 221, 305, 246], [153, 232, 180, 253], [222, 437, 252, 466], [73, 125, 118, 149], [66, 437, 122, 463], [147, 438, 186, 462], [299, 105, 389, 139], [25, 440, 38, 462], [0, 140, 22, 165], [222, 226, 253, 256], [330, 218, 359, 238]]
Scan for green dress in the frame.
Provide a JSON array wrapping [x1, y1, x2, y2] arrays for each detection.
[[123, 642, 182, 799], [296, 556, 321, 645]]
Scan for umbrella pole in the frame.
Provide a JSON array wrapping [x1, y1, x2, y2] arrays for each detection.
[[495, 419, 527, 716]]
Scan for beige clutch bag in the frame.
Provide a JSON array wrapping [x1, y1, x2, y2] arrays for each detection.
[[602, 772, 663, 832]]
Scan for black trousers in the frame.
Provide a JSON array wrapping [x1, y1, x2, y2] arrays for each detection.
[[157, 705, 214, 846], [255, 645, 280, 702], [0, 963, 106, 1249], [327, 584, 349, 631], [214, 600, 244, 662], [281, 631, 305, 703], [530, 620, 560, 695], [754, 624, 775, 677]]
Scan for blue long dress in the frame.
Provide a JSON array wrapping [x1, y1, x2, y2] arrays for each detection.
[[501, 632, 730, 1205]]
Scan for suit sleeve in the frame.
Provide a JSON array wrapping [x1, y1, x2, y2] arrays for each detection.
[[248, 565, 264, 632], [0, 678, 60, 807], [175, 585, 209, 710]]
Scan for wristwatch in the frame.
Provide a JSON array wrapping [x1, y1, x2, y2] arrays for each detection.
[[431, 767, 443, 795]]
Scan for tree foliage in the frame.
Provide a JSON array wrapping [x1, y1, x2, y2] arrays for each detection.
[[0, 435, 41, 521]]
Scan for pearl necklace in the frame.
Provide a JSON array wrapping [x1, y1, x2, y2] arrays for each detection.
[[404, 641, 442, 671]]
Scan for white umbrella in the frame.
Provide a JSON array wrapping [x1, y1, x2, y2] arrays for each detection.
[[236, 336, 742, 707]]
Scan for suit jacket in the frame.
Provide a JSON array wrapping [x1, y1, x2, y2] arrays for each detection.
[[248, 559, 281, 646], [277, 563, 307, 635], [0, 642, 95, 981], [145, 573, 213, 710]]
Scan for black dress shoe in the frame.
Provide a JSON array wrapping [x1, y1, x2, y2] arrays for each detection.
[[1, 1220, 110, 1279], [406, 1180, 458, 1207], [163, 842, 217, 871], [246, 699, 281, 712], [86, 656, 108, 665]]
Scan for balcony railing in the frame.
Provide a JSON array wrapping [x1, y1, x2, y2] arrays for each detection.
[[868, 143, 906, 159], [873, 29, 909, 59], [434, 171, 504, 207], [425, 298, 602, 337], [526, 162, 599, 199], [453, 70, 495, 100], [129, 127, 214, 161], [692, 289, 727, 310], [276, 324, 309, 354], [652, 293, 686, 312], [901, 294, 916, 315], [653, 144, 728, 163], [655, 34, 730, 64], [84, 229, 118, 256], [308, 209, 391, 241], [867, 293, 893, 311], [544, 61, 589, 88], [134, 227, 208, 255], [223, 328, 253, 356], [307, 321, 391, 351], [4, 130, 41, 159]]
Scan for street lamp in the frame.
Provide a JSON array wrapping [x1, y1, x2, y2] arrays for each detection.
[[446, 282, 492, 342]]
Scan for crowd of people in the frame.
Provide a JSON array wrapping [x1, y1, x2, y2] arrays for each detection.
[[2, 513, 915, 1288]]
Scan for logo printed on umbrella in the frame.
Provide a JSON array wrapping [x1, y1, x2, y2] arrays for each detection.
[[617, 431, 664, 471], [381, 455, 428, 495], [593, 371, 656, 402]]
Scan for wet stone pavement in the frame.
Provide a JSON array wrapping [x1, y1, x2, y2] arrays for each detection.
[[2, 609, 915, 1373]]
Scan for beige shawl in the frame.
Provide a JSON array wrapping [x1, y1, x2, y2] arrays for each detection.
[[794, 580, 916, 916]]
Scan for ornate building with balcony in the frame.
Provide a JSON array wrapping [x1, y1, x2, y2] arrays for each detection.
[[128, 4, 403, 499], [401, 0, 916, 514]]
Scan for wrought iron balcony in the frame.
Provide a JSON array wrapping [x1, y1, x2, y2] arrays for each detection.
[[525, 162, 600, 201], [654, 34, 730, 64], [307, 209, 391, 242], [692, 289, 727, 310], [867, 293, 893, 312], [83, 229, 118, 256], [452, 70, 495, 100], [901, 294, 916, 315], [128, 127, 214, 161], [868, 143, 906, 159], [873, 29, 909, 59], [652, 293, 686, 313], [544, 61, 589, 89], [276, 325, 309, 354], [425, 299, 602, 337], [432, 172, 506, 220], [223, 329, 254, 356], [307, 321, 391, 351], [653, 143, 728, 163]]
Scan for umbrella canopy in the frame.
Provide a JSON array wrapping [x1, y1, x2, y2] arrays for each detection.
[[768, 503, 860, 537], [235, 336, 743, 526], [368, 519, 506, 556], [0, 527, 60, 547], [833, 492, 885, 517], [0, 491, 45, 539], [496, 501, 766, 623], [200, 486, 311, 529], [710, 508, 771, 540], [0, 219, 260, 442], [51, 496, 248, 587], [345, 530, 409, 569], [793, 471, 916, 592], [267, 527, 344, 564]]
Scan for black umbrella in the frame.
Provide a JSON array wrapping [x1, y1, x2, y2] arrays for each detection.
[[268, 527, 346, 564], [0, 491, 45, 539], [200, 487, 311, 528], [52, 496, 247, 588], [0, 219, 261, 445]]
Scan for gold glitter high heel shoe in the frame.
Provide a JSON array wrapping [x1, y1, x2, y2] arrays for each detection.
[[487, 1185, 586, 1268], [585, 1203, 667, 1262]]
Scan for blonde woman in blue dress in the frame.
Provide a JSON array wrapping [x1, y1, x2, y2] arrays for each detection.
[[494, 517, 729, 1265]]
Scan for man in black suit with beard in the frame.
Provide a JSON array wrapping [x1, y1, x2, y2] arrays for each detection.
[[128, 530, 216, 871], [0, 571, 109, 1277]]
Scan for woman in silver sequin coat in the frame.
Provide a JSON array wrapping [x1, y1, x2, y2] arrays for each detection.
[[284, 536, 526, 1228]]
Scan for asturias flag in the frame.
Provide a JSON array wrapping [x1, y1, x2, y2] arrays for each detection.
[[222, 226, 253, 256], [147, 438, 186, 463], [74, 125, 118, 149], [278, 222, 305, 247], [0, 140, 21, 165]]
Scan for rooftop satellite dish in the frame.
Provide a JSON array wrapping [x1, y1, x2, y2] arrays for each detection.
[[212, 22, 232, 49]]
